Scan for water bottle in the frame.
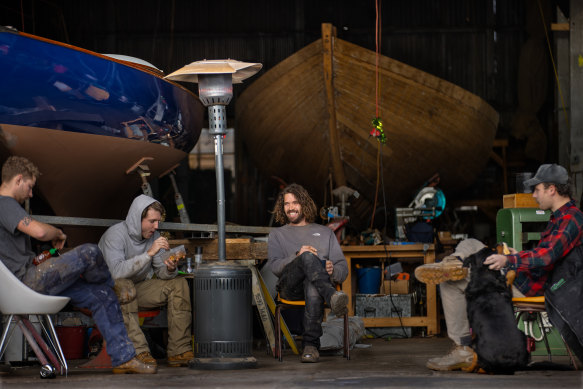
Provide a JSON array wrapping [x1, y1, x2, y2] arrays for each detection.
[[186, 257, 193, 274], [194, 246, 203, 269], [33, 248, 58, 266]]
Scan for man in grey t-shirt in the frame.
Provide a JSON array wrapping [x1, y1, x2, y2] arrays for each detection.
[[267, 183, 348, 363], [0, 156, 154, 374]]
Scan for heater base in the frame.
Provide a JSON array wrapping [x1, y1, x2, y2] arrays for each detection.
[[188, 357, 257, 370]]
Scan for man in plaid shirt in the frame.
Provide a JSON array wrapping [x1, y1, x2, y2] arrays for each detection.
[[416, 163, 582, 371], [484, 163, 583, 296]]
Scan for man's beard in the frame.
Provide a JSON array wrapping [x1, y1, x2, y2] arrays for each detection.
[[286, 211, 303, 224]]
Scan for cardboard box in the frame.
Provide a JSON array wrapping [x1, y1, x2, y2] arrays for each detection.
[[382, 279, 410, 294], [503, 193, 538, 209]]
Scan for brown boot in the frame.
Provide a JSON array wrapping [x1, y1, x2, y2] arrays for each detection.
[[167, 351, 194, 367], [301, 345, 320, 363], [414, 259, 468, 285], [112, 357, 157, 374], [136, 351, 157, 366]]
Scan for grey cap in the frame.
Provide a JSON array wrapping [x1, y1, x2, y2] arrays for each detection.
[[523, 164, 569, 189]]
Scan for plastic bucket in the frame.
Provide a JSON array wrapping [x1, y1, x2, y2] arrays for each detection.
[[356, 267, 382, 294], [55, 326, 86, 359]]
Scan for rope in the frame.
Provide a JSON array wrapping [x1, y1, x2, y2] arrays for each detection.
[[370, 0, 383, 229]]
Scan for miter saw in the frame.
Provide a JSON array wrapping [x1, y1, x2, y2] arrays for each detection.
[[395, 174, 446, 241]]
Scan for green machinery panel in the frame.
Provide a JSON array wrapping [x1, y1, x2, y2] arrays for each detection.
[[496, 207, 567, 356], [496, 208, 550, 251]]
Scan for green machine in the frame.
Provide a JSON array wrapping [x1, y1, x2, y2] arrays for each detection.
[[496, 207, 550, 250], [496, 207, 567, 356]]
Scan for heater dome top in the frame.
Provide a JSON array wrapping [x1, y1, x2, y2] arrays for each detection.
[[164, 59, 262, 84]]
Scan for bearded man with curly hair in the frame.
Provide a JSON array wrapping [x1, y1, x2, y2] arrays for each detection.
[[267, 183, 348, 363]]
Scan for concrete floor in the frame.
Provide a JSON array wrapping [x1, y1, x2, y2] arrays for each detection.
[[0, 336, 581, 388]]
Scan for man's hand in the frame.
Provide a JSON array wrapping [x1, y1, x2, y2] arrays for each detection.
[[147, 237, 169, 258], [164, 258, 177, 272], [325, 260, 333, 275], [298, 245, 317, 256], [51, 229, 67, 250], [484, 254, 508, 271]]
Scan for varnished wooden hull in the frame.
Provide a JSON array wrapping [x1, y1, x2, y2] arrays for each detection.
[[237, 26, 498, 225]]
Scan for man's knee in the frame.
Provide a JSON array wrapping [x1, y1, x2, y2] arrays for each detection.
[[298, 252, 320, 267], [75, 243, 105, 265]]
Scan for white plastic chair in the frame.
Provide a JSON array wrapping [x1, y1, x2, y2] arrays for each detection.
[[0, 260, 70, 377]]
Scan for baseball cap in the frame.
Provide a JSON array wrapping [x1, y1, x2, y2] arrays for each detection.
[[523, 164, 569, 189]]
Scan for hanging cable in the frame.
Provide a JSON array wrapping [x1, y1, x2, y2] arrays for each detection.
[[370, 0, 384, 229]]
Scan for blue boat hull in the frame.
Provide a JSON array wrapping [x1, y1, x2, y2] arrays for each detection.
[[0, 27, 204, 243], [0, 26, 203, 151]]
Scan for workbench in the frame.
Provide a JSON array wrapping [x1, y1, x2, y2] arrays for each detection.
[[341, 244, 438, 335]]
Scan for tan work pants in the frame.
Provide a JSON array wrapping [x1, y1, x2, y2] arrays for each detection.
[[120, 277, 192, 357]]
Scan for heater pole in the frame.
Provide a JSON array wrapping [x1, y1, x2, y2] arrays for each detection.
[[208, 104, 227, 262]]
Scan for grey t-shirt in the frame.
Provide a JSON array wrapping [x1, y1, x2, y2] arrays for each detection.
[[0, 196, 35, 279], [267, 223, 348, 285]]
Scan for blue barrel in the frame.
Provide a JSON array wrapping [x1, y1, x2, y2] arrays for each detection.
[[356, 267, 382, 294]]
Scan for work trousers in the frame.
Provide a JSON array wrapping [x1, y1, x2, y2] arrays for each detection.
[[120, 277, 192, 357], [22, 243, 135, 366], [277, 252, 336, 349], [439, 258, 525, 347]]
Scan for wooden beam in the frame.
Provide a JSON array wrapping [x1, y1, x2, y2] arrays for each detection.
[[321, 23, 346, 187], [169, 238, 267, 260]]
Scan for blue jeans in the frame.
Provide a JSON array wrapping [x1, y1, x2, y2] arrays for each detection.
[[22, 243, 135, 366], [276, 252, 336, 349]]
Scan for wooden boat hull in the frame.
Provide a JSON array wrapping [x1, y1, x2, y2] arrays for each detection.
[[236, 26, 499, 226]]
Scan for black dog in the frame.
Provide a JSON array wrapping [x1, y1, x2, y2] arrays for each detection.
[[463, 247, 528, 374]]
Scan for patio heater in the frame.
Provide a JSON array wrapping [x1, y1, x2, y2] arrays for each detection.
[[165, 59, 262, 370]]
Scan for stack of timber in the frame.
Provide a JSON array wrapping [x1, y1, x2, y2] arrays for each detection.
[[236, 24, 499, 228]]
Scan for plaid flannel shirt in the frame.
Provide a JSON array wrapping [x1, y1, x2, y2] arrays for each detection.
[[507, 200, 583, 297]]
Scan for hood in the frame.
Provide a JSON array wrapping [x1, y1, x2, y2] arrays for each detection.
[[124, 194, 158, 241]]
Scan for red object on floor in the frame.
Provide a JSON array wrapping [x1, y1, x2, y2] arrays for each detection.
[[78, 329, 112, 368]]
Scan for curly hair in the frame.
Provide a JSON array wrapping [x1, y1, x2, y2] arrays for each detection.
[[2, 156, 40, 183], [273, 183, 317, 225]]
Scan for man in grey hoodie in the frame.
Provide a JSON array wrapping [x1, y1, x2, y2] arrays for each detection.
[[99, 194, 193, 368], [268, 183, 349, 363]]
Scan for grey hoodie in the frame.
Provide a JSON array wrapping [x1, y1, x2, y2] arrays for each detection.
[[99, 194, 176, 283]]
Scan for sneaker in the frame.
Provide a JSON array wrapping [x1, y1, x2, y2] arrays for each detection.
[[301, 345, 320, 363], [167, 350, 194, 367], [426, 345, 475, 371], [136, 351, 157, 366], [113, 279, 137, 304], [414, 259, 468, 285], [112, 357, 157, 374], [329, 291, 348, 316]]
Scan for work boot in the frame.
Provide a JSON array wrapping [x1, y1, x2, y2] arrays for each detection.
[[136, 351, 157, 366], [414, 257, 467, 285], [426, 345, 474, 371], [113, 278, 137, 304], [329, 291, 348, 316], [167, 350, 194, 367], [112, 357, 157, 374], [301, 345, 320, 363]]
